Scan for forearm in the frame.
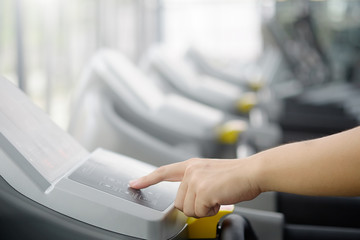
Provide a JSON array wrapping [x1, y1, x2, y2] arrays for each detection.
[[130, 126, 360, 217], [254, 126, 360, 196]]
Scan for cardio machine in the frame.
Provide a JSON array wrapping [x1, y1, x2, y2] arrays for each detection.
[[0, 77, 284, 240], [141, 45, 258, 115], [68, 49, 282, 167], [184, 47, 263, 91], [141, 45, 283, 122]]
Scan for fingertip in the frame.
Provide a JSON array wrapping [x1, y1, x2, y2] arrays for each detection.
[[129, 179, 141, 189]]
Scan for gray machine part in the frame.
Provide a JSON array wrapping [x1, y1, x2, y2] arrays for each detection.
[[69, 49, 236, 162], [186, 46, 285, 89], [69, 71, 195, 166], [142, 46, 283, 150], [187, 46, 289, 123], [236, 191, 277, 213], [234, 206, 284, 240], [143, 45, 285, 123], [142, 45, 248, 114], [0, 78, 187, 240], [185, 47, 251, 88], [0, 176, 187, 240]]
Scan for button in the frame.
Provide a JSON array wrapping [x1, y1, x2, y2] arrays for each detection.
[[104, 176, 116, 182]]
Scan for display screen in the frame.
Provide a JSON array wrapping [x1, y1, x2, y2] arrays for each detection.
[[0, 79, 88, 184]]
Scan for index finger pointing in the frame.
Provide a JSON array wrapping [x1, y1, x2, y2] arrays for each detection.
[[129, 161, 187, 189]]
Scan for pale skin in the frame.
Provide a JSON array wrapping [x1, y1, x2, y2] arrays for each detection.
[[129, 126, 360, 218]]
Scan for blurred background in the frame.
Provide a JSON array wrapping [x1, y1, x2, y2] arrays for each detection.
[[0, 0, 263, 128], [2, 0, 359, 127], [1, 0, 360, 145]]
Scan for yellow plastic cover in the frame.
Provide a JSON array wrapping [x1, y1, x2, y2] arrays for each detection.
[[187, 205, 235, 239]]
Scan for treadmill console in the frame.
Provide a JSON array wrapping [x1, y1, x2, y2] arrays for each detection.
[[0, 78, 186, 240], [69, 152, 174, 212]]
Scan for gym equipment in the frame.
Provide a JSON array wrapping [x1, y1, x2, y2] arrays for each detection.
[[185, 47, 263, 91], [219, 214, 258, 240], [142, 46, 284, 122], [141, 46, 258, 115], [0, 78, 186, 239], [69, 50, 281, 166], [0, 77, 283, 240]]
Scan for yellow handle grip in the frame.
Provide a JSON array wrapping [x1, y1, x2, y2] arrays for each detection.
[[218, 120, 247, 144], [187, 205, 235, 239], [236, 92, 257, 114]]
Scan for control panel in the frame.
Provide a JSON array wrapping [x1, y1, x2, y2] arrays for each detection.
[[69, 151, 175, 212], [0, 77, 187, 240]]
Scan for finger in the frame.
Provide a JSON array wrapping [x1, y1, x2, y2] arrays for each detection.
[[195, 200, 221, 218], [174, 180, 188, 212], [182, 187, 196, 217], [129, 161, 187, 189], [209, 204, 221, 217]]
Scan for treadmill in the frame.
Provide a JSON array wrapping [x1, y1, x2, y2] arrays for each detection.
[[0, 77, 284, 240], [141, 45, 258, 115], [142, 45, 284, 122], [69, 49, 282, 166], [184, 47, 263, 91]]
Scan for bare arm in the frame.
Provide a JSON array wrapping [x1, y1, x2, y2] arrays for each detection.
[[257, 126, 360, 196], [129, 126, 360, 217]]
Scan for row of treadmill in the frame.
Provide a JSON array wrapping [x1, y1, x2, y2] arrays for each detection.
[[1, 2, 360, 240]]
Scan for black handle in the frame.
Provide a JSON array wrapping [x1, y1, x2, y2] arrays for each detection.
[[218, 214, 258, 240]]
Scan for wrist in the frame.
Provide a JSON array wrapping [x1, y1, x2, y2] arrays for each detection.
[[233, 155, 266, 198], [249, 153, 270, 194]]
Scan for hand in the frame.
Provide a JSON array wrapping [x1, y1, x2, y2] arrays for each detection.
[[129, 158, 261, 218]]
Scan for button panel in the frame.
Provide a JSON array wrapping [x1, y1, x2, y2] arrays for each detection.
[[69, 157, 175, 211]]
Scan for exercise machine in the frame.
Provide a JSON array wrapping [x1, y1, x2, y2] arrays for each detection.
[[0, 77, 283, 240], [69, 50, 282, 166], [142, 45, 284, 122]]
